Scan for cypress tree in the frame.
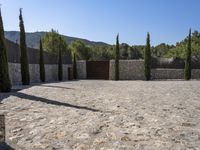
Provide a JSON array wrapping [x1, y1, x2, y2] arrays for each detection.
[[184, 29, 192, 80], [115, 34, 119, 80], [73, 52, 77, 79], [58, 36, 63, 81], [39, 39, 45, 82], [0, 8, 11, 92], [144, 32, 151, 80], [19, 8, 30, 85]]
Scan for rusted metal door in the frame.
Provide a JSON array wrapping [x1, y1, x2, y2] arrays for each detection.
[[86, 61, 109, 80]]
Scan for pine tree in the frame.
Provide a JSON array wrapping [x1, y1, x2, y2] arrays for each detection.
[[39, 39, 45, 82], [58, 36, 63, 81], [184, 29, 192, 80], [0, 8, 11, 92], [115, 34, 119, 80], [19, 8, 30, 85], [144, 32, 151, 80], [73, 52, 77, 79]]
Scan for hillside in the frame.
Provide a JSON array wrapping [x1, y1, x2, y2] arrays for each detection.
[[5, 31, 109, 49]]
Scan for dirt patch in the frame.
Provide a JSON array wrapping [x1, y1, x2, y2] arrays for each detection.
[[0, 80, 200, 149]]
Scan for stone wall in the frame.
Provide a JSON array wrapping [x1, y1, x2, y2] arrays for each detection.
[[9, 63, 72, 85], [151, 69, 184, 80], [191, 69, 200, 79], [77, 60, 87, 79], [109, 60, 200, 80], [109, 60, 145, 80], [152, 69, 200, 80]]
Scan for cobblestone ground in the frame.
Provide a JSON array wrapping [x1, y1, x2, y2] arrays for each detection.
[[0, 80, 200, 150]]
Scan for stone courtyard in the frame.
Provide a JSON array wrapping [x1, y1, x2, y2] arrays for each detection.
[[0, 80, 200, 150]]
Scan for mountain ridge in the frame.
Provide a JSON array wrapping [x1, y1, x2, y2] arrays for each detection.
[[5, 31, 110, 49]]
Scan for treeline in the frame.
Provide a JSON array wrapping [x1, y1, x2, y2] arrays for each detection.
[[42, 30, 200, 61], [166, 31, 200, 60], [42, 31, 143, 60]]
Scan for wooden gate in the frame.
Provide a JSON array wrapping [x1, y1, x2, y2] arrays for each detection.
[[86, 61, 109, 80]]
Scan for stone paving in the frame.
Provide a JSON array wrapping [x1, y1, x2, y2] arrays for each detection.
[[0, 80, 200, 150]]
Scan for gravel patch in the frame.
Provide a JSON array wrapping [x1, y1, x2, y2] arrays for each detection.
[[1, 80, 200, 149]]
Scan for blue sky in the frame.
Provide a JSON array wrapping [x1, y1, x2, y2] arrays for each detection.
[[1, 0, 200, 45]]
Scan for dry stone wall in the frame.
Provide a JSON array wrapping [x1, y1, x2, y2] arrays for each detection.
[[109, 60, 200, 80], [191, 69, 200, 79], [152, 69, 200, 80], [151, 69, 184, 80], [109, 60, 145, 80]]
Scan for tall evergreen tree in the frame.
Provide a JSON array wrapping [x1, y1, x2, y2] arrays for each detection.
[[0, 8, 11, 92], [73, 52, 77, 79], [185, 29, 192, 80], [144, 32, 151, 80], [58, 36, 63, 81], [39, 39, 45, 82], [115, 34, 119, 80], [19, 8, 30, 85]]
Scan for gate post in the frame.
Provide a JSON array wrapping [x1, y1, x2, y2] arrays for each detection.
[[0, 115, 5, 142]]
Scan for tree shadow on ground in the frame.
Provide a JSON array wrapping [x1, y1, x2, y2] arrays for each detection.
[[0, 142, 15, 150], [0, 89, 22, 103], [1, 91, 100, 112], [14, 92, 100, 112], [40, 85, 75, 90]]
